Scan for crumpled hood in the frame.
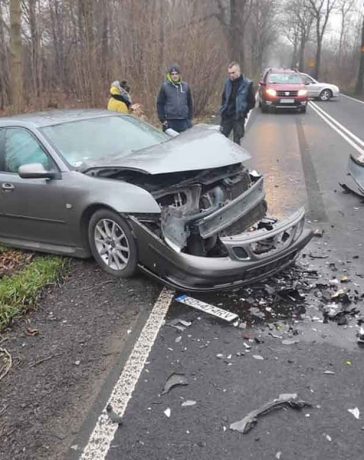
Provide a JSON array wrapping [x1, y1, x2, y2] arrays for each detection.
[[81, 124, 251, 175]]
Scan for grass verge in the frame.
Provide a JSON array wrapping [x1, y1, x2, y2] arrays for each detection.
[[0, 255, 69, 332]]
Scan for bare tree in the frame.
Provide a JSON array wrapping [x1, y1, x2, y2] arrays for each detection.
[[0, 0, 10, 108], [9, 0, 23, 112], [307, 0, 338, 79], [337, 0, 355, 62], [215, 0, 254, 67]]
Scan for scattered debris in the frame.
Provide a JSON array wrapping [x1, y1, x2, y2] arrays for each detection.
[[106, 403, 123, 425], [230, 393, 312, 434], [164, 408, 171, 418], [323, 370, 335, 375], [175, 295, 239, 323], [275, 452, 282, 459], [162, 373, 189, 394], [25, 327, 39, 336], [252, 355, 264, 360], [313, 229, 324, 237], [168, 318, 192, 332], [181, 400, 196, 407], [348, 408, 360, 420], [325, 434, 332, 442]]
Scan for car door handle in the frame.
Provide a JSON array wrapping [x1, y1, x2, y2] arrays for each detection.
[[2, 183, 15, 191]]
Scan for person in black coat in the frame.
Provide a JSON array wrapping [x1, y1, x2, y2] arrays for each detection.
[[157, 64, 193, 133], [220, 62, 255, 145]]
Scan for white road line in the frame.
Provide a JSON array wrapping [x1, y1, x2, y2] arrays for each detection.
[[341, 94, 364, 105], [309, 101, 364, 147], [308, 102, 364, 156], [80, 287, 174, 460]]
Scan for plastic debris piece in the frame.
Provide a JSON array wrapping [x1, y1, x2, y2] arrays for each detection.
[[345, 360, 352, 366], [340, 276, 350, 283], [168, 318, 192, 331], [181, 400, 196, 407], [313, 229, 324, 237], [162, 373, 189, 394], [253, 355, 264, 360], [164, 408, 171, 418], [325, 434, 332, 442], [230, 393, 312, 434], [323, 370, 335, 375], [348, 408, 360, 419], [175, 295, 238, 322], [106, 404, 123, 425], [275, 452, 282, 459], [282, 339, 299, 345]]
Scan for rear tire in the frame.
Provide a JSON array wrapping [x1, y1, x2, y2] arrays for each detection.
[[299, 106, 307, 113], [88, 209, 138, 277]]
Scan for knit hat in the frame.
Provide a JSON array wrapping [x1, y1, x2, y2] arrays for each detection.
[[168, 64, 180, 74]]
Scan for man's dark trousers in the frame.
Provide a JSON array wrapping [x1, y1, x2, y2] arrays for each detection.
[[220, 116, 245, 144]]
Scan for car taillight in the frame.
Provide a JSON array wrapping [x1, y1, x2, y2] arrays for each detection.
[[266, 88, 277, 97], [298, 89, 307, 96]]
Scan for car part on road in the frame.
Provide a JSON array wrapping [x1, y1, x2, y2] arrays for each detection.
[[175, 295, 239, 322], [162, 373, 189, 395], [229, 393, 312, 434], [342, 154, 364, 198], [347, 407, 360, 419]]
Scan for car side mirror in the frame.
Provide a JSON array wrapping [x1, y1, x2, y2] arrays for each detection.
[[18, 163, 58, 180]]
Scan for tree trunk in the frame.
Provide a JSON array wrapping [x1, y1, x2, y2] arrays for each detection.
[[9, 0, 23, 113], [355, 15, 364, 95]]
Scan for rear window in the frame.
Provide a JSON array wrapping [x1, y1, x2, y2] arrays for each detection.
[[267, 73, 303, 84]]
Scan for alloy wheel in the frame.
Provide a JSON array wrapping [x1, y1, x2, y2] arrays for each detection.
[[94, 218, 130, 271]]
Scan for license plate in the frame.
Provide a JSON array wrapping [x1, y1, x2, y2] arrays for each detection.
[[280, 98, 295, 103], [175, 295, 239, 322]]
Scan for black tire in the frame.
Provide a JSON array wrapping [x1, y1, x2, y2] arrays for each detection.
[[299, 106, 306, 113], [319, 89, 332, 101], [88, 209, 138, 277], [261, 103, 268, 113]]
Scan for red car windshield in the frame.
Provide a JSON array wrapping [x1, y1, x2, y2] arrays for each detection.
[[267, 73, 303, 84]]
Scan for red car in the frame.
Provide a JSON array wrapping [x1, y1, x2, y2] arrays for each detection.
[[258, 68, 308, 113]]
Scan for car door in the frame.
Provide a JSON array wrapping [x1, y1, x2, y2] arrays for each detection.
[[302, 74, 320, 98], [0, 127, 72, 246]]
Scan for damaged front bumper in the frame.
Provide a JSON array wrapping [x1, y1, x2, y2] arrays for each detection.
[[129, 209, 312, 292]]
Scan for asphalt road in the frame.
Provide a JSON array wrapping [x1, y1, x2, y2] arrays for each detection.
[[66, 96, 364, 460]]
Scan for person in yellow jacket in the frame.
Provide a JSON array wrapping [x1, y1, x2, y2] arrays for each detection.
[[107, 80, 132, 113]]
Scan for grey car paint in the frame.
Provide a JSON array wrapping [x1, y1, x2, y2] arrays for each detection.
[[347, 153, 364, 196], [81, 124, 251, 175], [0, 110, 312, 290], [300, 73, 340, 99]]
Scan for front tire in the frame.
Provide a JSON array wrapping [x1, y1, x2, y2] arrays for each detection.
[[319, 89, 332, 101], [88, 209, 138, 277]]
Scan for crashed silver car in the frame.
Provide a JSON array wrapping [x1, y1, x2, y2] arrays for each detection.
[[0, 110, 312, 291]]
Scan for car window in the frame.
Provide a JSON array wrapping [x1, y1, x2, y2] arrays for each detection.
[[41, 115, 169, 168], [302, 75, 314, 84], [0, 128, 54, 174], [267, 73, 303, 84]]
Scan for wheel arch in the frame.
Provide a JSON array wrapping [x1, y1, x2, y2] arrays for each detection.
[[79, 203, 122, 254]]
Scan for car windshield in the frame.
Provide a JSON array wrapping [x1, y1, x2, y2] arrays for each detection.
[[267, 73, 303, 84], [41, 115, 168, 167]]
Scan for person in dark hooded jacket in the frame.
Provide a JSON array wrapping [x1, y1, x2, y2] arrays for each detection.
[[157, 64, 193, 133]]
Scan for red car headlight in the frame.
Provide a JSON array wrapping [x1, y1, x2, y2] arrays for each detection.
[[266, 88, 277, 97], [298, 89, 307, 97]]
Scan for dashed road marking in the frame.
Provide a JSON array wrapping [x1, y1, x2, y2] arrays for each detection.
[[80, 287, 174, 460]]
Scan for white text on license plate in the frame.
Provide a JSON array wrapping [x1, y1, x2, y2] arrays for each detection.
[[280, 98, 295, 103], [175, 295, 239, 322]]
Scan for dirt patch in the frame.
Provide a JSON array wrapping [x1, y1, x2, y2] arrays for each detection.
[[0, 250, 33, 278], [0, 259, 161, 460]]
